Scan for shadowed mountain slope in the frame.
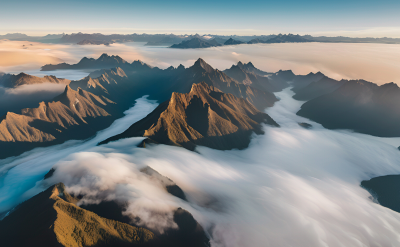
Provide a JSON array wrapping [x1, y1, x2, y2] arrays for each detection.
[[99, 82, 278, 150], [291, 72, 325, 92], [0, 86, 118, 159], [297, 80, 400, 137], [292, 76, 346, 101], [0, 183, 155, 247], [361, 175, 400, 214]]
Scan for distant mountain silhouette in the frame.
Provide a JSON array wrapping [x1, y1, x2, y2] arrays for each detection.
[[41, 53, 130, 71], [247, 38, 266, 44], [170, 37, 221, 48], [99, 82, 279, 150], [77, 39, 114, 45], [265, 34, 313, 43], [297, 80, 400, 137], [224, 38, 244, 45]]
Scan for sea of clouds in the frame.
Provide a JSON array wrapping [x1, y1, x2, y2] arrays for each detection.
[[2, 88, 400, 246], [1, 40, 400, 84]]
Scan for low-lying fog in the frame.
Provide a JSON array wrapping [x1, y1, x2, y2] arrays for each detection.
[[0, 83, 66, 116], [1, 40, 400, 84], [2, 89, 400, 246]]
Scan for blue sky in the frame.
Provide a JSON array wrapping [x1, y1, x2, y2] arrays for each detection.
[[1, 0, 399, 37]]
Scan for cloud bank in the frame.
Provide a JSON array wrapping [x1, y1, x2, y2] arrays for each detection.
[[2, 89, 400, 246], [0, 83, 66, 116], [1, 40, 400, 85]]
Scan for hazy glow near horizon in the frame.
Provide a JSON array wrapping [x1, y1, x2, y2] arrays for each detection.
[[1, 41, 400, 85], [0, 0, 400, 37]]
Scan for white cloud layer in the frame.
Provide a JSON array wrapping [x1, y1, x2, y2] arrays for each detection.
[[2, 89, 400, 246], [1, 41, 400, 85]]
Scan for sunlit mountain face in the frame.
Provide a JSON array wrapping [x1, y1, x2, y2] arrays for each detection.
[[1, 0, 400, 246]]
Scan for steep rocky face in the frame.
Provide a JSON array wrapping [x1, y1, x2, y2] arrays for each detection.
[[0, 72, 70, 88], [0, 183, 155, 247], [297, 80, 400, 137], [292, 76, 345, 101], [69, 67, 128, 98], [99, 82, 278, 150], [168, 58, 279, 111], [0, 86, 117, 159]]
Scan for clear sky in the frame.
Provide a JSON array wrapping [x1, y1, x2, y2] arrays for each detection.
[[1, 0, 400, 37]]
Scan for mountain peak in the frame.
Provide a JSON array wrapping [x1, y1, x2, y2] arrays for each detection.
[[192, 58, 214, 73], [98, 53, 110, 59], [245, 61, 255, 68], [63, 85, 72, 93]]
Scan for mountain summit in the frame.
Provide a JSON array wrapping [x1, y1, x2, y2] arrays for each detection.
[[99, 82, 278, 150]]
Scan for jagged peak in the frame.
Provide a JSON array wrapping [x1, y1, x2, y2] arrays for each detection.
[[15, 72, 31, 78], [245, 61, 255, 68], [97, 53, 125, 62], [177, 64, 185, 70], [64, 85, 72, 92], [189, 81, 217, 96], [237, 61, 244, 67], [50, 182, 67, 197], [192, 58, 214, 73], [98, 53, 110, 59]]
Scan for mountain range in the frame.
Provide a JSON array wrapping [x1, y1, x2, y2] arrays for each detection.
[[3, 32, 400, 45], [169, 34, 314, 48], [1, 55, 290, 159], [4, 53, 399, 160], [170, 37, 221, 49], [99, 82, 279, 150], [41, 53, 130, 71]]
